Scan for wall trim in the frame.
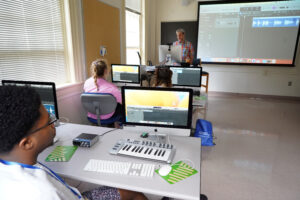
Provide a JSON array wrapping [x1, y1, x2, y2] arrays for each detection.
[[207, 91, 300, 101]]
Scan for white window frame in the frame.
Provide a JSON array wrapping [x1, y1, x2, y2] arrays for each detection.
[[125, 0, 145, 65]]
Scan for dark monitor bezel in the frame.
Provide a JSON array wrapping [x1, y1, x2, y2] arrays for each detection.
[[111, 64, 140, 84], [169, 66, 202, 87], [121, 86, 193, 129], [1, 80, 59, 119]]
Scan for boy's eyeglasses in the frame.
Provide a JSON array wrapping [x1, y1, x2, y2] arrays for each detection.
[[29, 114, 57, 134]]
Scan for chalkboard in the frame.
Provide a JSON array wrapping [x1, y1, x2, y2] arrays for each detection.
[[161, 21, 198, 55]]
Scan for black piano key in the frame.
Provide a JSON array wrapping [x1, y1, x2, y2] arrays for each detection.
[[132, 146, 137, 152], [158, 149, 162, 156], [154, 149, 158, 156], [144, 148, 149, 154], [122, 145, 128, 150], [139, 147, 144, 153], [148, 148, 153, 154], [126, 145, 132, 151], [162, 150, 166, 157], [135, 146, 140, 152]]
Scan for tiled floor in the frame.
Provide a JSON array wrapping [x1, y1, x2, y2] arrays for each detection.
[[199, 94, 300, 200]]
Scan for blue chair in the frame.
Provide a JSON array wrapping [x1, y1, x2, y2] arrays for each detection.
[[81, 93, 122, 126]]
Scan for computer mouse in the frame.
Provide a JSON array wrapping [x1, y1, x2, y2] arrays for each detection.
[[158, 165, 172, 176]]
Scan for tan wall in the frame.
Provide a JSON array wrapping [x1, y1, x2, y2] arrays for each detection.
[[82, 0, 121, 77]]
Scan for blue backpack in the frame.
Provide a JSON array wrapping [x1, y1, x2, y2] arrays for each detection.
[[194, 119, 214, 146]]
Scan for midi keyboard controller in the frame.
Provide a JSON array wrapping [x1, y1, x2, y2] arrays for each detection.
[[109, 139, 176, 163]]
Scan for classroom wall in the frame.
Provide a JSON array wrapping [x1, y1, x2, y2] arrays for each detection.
[[147, 0, 300, 97], [82, 0, 121, 77]]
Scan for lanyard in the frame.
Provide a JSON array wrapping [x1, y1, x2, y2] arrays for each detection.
[[0, 159, 82, 199]]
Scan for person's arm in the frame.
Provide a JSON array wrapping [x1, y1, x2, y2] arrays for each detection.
[[112, 86, 122, 104], [189, 43, 195, 63]]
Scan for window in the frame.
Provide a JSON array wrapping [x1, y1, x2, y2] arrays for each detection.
[[125, 0, 144, 65], [0, 1, 70, 85]]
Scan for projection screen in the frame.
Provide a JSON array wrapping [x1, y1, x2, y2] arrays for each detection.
[[197, 0, 300, 66]]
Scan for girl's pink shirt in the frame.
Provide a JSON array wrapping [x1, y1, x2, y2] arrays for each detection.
[[83, 77, 122, 119]]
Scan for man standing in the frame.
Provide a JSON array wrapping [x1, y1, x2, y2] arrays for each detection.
[[173, 28, 195, 64]]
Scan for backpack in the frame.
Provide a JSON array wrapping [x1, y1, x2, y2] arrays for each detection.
[[194, 119, 214, 146]]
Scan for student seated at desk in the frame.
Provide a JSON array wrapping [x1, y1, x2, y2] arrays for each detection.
[[0, 85, 147, 200], [84, 59, 122, 128], [153, 67, 173, 88]]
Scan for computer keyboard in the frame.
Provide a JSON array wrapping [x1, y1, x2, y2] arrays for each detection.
[[84, 159, 156, 178]]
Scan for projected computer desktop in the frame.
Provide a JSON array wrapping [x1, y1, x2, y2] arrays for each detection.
[[197, 0, 300, 66], [111, 64, 140, 86], [121, 86, 193, 137], [1, 80, 59, 119]]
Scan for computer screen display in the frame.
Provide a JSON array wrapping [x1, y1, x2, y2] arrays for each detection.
[[111, 64, 140, 84], [159, 45, 182, 64], [1, 80, 59, 119], [197, 0, 300, 66], [122, 86, 193, 129], [169, 66, 202, 87]]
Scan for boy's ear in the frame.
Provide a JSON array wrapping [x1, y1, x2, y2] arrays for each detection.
[[18, 136, 34, 151]]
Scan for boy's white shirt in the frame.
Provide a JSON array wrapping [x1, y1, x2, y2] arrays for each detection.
[[0, 162, 81, 200]]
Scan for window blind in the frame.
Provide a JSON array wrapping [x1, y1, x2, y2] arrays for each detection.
[[125, 0, 141, 13], [0, 1, 68, 85]]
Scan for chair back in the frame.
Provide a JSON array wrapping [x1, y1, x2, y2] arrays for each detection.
[[81, 93, 117, 126]]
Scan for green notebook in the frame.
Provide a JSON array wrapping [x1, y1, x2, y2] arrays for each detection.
[[45, 146, 77, 162], [156, 161, 198, 184]]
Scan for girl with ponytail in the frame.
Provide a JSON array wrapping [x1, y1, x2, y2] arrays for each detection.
[[83, 59, 122, 127]]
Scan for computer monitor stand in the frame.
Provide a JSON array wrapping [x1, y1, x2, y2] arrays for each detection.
[[123, 125, 191, 137], [148, 133, 167, 143], [173, 85, 200, 96]]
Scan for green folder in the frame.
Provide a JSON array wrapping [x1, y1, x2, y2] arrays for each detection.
[[155, 161, 198, 184], [45, 146, 78, 162]]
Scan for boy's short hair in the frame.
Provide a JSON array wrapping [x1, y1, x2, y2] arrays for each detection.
[[0, 85, 41, 153]]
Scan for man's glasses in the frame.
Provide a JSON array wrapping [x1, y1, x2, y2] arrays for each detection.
[[29, 114, 57, 134]]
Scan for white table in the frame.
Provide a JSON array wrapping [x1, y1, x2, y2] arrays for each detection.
[[38, 123, 201, 200]]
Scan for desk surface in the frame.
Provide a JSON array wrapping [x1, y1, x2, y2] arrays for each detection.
[[38, 123, 201, 200]]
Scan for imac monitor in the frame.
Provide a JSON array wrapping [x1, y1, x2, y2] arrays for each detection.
[[122, 86, 193, 136], [111, 64, 140, 84], [1, 80, 59, 119], [159, 45, 182, 64], [170, 66, 202, 87]]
